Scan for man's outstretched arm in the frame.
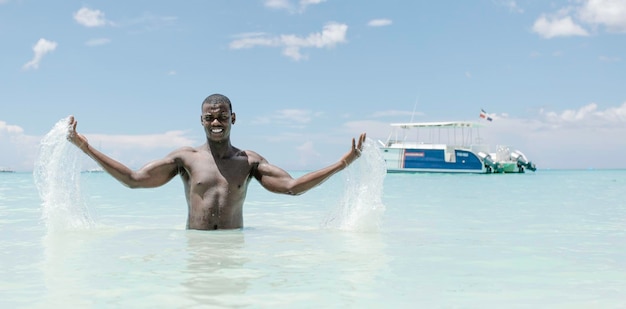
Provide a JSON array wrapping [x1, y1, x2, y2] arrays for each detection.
[[254, 133, 366, 195], [67, 115, 180, 188]]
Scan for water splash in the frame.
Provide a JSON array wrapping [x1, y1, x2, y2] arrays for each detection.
[[33, 117, 93, 232], [322, 138, 386, 232]]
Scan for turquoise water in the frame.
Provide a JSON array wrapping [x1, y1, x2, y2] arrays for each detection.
[[2, 169, 626, 308], [1, 120, 626, 308]]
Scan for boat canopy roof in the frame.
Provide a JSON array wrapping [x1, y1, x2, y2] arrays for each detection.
[[390, 121, 482, 129]]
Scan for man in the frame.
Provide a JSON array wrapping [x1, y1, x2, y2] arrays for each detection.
[[67, 93, 366, 230]]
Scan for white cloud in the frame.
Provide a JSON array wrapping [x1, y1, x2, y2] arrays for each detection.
[[300, 0, 325, 7], [230, 22, 348, 60], [265, 0, 290, 10], [275, 109, 314, 124], [230, 32, 275, 49], [497, 0, 524, 13], [599, 55, 621, 62], [532, 0, 626, 38], [295, 140, 321, 167], [74, 7, 108, 27], [0, 121, 24, 135], [264, 0, 326, 13], [98, 131, 192, 170], [73, 8, 177, 33], [599, 102, 626, 122], [85, 38, 111, 46], [252, 109, 321, 127], [88, 131, 196, 150], [0, 121, 38, 171], [84, 131, 199, 170], [578, 0, 626, 32], [0, 121, 200, 171], [370, 110, 422, 118], [540, 102, 626, 127], [22, 38, 58, 70], [344, 120, 388, 138], [368, 19, 392, 27], [122, 14, 177, 34], [532, 14, 589, 38]]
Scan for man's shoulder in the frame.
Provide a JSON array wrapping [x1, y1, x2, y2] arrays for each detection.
[[240, 149, 262, 159], [174, 146, 199, 153], [240, 150, 270, 168], [167, 146, 200, 159]]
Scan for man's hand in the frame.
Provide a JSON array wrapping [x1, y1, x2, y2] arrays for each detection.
[[67, 115, 89, 151], [342, 133, 366, 167]]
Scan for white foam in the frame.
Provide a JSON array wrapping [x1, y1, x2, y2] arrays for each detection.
[[322, 138, 386, 232], [33, 117, 93, 232]]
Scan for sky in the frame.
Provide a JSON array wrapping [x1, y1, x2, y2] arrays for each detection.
[[1, 0, 625, 172]]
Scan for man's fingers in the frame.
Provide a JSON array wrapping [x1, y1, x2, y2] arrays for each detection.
[[357, 133, 365, 149], [67, 116, 78, 142]]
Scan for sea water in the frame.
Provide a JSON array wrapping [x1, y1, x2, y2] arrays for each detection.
[[1, 125, 626, 308], [33, 116, 94, 232]]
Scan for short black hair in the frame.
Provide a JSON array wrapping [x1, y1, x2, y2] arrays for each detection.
[[202, 94, 232, 112]]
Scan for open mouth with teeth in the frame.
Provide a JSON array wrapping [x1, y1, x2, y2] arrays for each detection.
[[210, 127, 224, 134]]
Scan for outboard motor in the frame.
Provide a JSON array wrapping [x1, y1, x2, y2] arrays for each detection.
[[478, 152, 503, 173], [511, 150, 536, 172]]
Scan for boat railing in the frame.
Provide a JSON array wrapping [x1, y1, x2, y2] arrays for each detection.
[[470, 144, 491, 154], [495, 145, 513, 161]]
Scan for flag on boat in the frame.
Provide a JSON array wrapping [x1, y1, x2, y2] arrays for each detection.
[[479, 109, 493, 121]]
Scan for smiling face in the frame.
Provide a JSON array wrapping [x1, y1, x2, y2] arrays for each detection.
[[201, 101, 236, 142]]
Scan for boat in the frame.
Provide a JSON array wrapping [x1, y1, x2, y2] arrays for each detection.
[[378, 121, 536, 174], [0, 167, 16, 173]]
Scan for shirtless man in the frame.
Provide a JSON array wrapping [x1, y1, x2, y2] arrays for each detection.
[[67, 93, 366, 230]]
